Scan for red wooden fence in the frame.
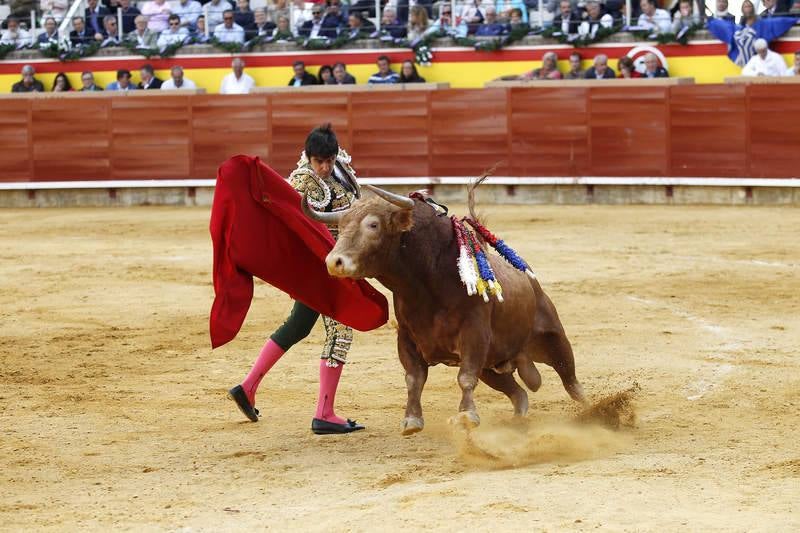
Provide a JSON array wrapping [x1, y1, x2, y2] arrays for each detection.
[[1, 85, 798, 182]]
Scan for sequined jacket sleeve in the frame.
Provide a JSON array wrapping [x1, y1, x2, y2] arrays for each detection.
[[289, 167, 330, 211]]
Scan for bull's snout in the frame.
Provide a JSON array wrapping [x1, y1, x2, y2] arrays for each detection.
[[326, 253, 358, 278]]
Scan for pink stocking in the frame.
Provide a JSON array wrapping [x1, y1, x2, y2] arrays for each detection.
[[241, 339, 284, 406], [314, 360, 347, 425]]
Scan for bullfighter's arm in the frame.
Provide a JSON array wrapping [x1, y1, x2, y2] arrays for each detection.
[[289, 168, 331, 211]]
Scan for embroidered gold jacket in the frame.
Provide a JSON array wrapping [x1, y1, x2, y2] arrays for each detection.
[[289, 148, 360, 214]]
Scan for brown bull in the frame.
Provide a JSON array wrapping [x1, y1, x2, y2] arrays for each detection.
[[303, 185, 585, 434]]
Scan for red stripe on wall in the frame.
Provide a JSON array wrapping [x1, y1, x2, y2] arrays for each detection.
[[0, 39, 797, 74]]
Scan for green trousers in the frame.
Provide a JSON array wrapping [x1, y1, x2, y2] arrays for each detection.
[[270, 301, 353, 366]]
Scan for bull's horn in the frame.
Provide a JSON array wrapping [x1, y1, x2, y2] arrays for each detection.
[[364, 184, 415, 209], [301, 194, 347, 225]]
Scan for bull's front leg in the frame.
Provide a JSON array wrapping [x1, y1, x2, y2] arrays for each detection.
[[453, 326, 490, 428], [398, 327, 428, 435]]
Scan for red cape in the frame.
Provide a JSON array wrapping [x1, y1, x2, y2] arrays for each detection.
[[209, 155, 388, 349]]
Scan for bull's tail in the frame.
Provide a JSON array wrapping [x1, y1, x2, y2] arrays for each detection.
[[467, 164, 500, 223]]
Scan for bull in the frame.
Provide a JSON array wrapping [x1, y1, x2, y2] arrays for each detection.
[[303, 185, 586, 434]]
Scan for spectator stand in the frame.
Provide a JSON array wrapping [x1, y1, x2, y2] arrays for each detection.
[[485, 77, 696, 87]]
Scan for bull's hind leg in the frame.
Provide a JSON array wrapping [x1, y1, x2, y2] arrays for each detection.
[[533, 332, 587, 404], [480, 370, 529, 416], [398, 328, 428, 435]]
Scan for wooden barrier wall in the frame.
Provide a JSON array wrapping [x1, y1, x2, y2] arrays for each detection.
[[1, 85, 799, 182]]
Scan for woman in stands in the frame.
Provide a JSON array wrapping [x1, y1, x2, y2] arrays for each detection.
[[739, 0, 756, 23], [407, 5, 430, 41], [51, 72, 74, 92], [617, 56, 641, 78], [399, 60, 426, 83], [318, 64, 334, 84]]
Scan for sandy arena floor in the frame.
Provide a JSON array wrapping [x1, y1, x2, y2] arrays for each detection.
[[1, 204, 799, 532]]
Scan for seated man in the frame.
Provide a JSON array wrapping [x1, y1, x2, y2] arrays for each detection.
[[161, 65, 198, 89], [345, 12, 374, 39], [641, 52, 669, 78], [173, 0, 203, 29], [584, 54, 616, 79], [246, 8, 276, 40], [429, 3, 468, 37], [234, 0, 256, 28], [332, 62, 356, 84], [1, 17, 31, 46], [380, 7, 407, 38], [475, 6, 509, 36], [322, 0, 347, 34], [80, 71, 104, 91], [519, 51, 563, 80], [70, 16, 95, 45], [288, 60, 318, 86], [552, 0, 581, 35], [637, 0, 671, 33], [299, 4, 337, 38], [565, 51, 584, 79], [37, 17, 59, 45], [220, 57, 256, 94], [578, 0, 613, 39], [214, 9, 246, 43], [99, 15, 120, 46], [11, 65, 45, 92], [742, 38, 788, 76], [106, 69, 138, 91], [368, 55, 400, 84], [126, 15, 158, 47], [158, 14, 190, 47]]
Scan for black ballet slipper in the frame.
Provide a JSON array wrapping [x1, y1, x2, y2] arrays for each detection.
[[228, 385, 260, 422], [311, 418, 365, 435]]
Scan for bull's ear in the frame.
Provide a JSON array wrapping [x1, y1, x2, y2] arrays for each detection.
[[391, 207, 414, 232]]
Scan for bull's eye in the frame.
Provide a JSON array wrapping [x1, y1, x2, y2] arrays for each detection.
[[368, 221, 379, 230]]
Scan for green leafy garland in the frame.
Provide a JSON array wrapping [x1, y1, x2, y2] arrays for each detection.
[[629, 23, 704, 46], [120, 39, 185, 59], [0, 43, 17, 60], [540, 24, 623, 48], [36, 41, 101, 61]]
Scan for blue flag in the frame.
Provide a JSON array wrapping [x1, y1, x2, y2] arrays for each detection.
[[708, 17, 798, 66]]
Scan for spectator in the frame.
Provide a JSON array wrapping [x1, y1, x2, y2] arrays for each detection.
[[739, 0, 756, 23], [99, 15, 120, 45], [475, 6, 508, 35], [642, 53, 669, 77], [116, 0, 141, 34], [299, 4, 336, 38], [462, 0, 487, 29], [84, 0, 110, 38], [407, 4, 431, 40], [672, 0, 699, 34], [742, 38, 787, 76], [350, 0, 382, 18], [713, 0, 735, 22], [508, 7, 526, 27], [430, 3, 468, 37], [126, 14, 158, 47], [268, 0, 290, 25], [80, 71, 103, 91], [139, 64, 163, 89], [1, 17, 31, 46], [579, 0, 613, 38], [161, 65, 198, 89], [106, 69, 138, 90], [565, 51, 584, 79], [380, 7, 407, 38], [617, 56, 640, 78], [141, 0, 173, 32], [318, 64, 334, 84], [584, 54, 616, 78], [234, 0, 255, 28], [369, 55, 400, 84], [40, 0, 69, 23], [496, 0, 528, 23], [399, 59, 426, 83], [288, 60, 318, 86], [37, 16, 59, 45], [785, 50, 800, 75], [553, 0, 581, 35], [323, 0, 347, 32], [51, 72, 73, 92], [158, 14, 189, 47], [11, 65, 44, 93], [247, 8, 275, 39], [206, 0, 233, 28], [214, 9, 246, 43], [397, 0, 434, 24], [70, 17, 95, 45], [271, 15, 294, 40], [220, 57, 256, 93], [173, 0, 202, 29], [520, 51, 563, 80], [760, 0, 792, 17], [637, 0, 671, 33], [345, 12, 374, 39], [192, 15, 211, 42], [332, 62, 356, 84], [290, 0, 310, 33]]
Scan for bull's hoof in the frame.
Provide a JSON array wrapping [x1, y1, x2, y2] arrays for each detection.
[[449, 410, 480, 429], [401, 416, 424, 435]]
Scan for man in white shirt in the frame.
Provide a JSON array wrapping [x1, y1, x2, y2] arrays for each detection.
[[785, 51, 800, 76], [220, 57, 256, 94], [0, 17, 32, 46], [742, 38, 788, 77], [161, 66, 198, 90], [637, 0, 672, 33], [206, 0, 233, 28], [157, 14, 189, 47], [173, 0, 203, 28], [214, 9, 246, 43]]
